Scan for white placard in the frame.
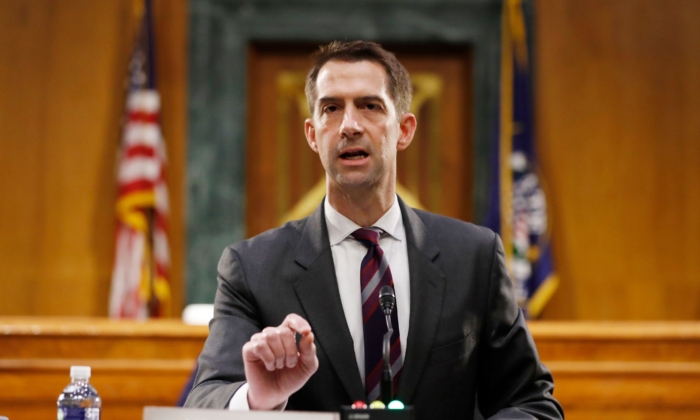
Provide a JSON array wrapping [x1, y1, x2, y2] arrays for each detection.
[[143, 407, 340, 420]]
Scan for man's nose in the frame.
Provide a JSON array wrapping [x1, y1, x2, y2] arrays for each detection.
[[339, 107, 364, 138]]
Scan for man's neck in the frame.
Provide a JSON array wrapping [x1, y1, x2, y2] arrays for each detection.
[[326, 182, 395, 227]]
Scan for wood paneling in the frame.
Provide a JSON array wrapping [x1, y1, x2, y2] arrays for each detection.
[[535, 0, 700, 319], [2, 318, 699, 419], [2, 0, 699, 322], [0, 317, 207, 420], [394, 48, 473, 223], [245, 45, 320, 238], [0, 0, 187, 316], [529, 321, 700, 419], [151, 0, 189, 318]]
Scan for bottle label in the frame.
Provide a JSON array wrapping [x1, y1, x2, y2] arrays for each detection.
[[57, 407, 100, 420]]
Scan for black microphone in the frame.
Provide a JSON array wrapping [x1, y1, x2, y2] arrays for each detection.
[[379, 285, 396, 405], [379, 285, 396, 316]]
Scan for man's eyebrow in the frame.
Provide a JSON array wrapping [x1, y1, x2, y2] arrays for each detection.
[[356, 95, 386, 104], [317, 95, 387, 105], [317, 96, 341, 104]]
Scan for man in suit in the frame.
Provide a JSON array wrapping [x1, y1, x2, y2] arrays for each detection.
[[185, 40, 563, 419]]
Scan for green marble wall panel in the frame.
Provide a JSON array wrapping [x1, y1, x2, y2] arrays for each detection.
[[187, 0, 518, 304]]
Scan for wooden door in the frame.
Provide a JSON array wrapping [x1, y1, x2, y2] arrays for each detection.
[[245, 43, 473, 237]]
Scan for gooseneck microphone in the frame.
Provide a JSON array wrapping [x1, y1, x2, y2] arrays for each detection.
[[379, 285, 396, 316], [379, 285, 396, 405]]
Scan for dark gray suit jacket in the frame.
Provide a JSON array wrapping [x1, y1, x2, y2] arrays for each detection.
[[185, 198, 563, 419]]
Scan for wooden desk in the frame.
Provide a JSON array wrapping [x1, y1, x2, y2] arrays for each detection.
[[530, 322, 700, 420], [0, 317, 207, 420], [1, 318, 699, 420]]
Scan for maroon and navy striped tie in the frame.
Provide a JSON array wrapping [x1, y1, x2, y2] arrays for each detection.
[[351, 228, 402, 402]]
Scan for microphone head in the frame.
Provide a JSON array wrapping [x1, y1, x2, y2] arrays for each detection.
[[379, 286, 396, 316]]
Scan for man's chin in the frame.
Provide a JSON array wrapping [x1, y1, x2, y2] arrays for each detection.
[[331, 173, 380, 191]]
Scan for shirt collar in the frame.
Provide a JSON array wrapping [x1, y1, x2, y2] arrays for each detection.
[[324, 195, 405, 246]]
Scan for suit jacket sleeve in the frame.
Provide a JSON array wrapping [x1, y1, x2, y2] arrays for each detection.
[[477, 235, 564, 419], [184, 246, 257, 408]]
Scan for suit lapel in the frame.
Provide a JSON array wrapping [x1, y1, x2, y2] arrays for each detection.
[[396, 198, 446, 404], [294, 201, 366, 403]]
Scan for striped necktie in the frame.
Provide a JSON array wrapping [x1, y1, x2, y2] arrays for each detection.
[[351, 228, 402, 402]]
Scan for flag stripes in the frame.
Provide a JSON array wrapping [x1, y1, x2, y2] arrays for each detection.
[[109, 1, 171, 319]]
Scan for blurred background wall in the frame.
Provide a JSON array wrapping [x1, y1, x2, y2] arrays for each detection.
[[536, 0, 700, 319], [0, 0, 698, 320], [0, 0, 188, 316]]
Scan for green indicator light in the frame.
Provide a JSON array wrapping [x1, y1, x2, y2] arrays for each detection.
[[388, 400, 405, 410]]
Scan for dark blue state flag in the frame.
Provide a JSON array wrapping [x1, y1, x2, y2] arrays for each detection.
[[485, 0, 558, 318]]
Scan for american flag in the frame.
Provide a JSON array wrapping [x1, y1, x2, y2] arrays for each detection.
[[109, 0, 170, 318]]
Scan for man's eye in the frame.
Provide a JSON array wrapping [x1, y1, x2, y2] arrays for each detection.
[[366, 103, 377, 110], [324, 105, 338, 113]]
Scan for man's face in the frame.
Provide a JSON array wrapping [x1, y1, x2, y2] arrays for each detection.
[[305, 60, 415, 192]]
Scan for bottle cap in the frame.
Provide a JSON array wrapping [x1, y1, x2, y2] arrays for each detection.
[[70, 366, 91, 380]]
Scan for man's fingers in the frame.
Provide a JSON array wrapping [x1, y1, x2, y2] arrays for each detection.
[[280, 314, 315, 369], [243, 315, 314, 373], [244, 336, 276, 371], [277, 327, 299, 368], [261, 327, 288, 369], [281, 313, 312, 336]]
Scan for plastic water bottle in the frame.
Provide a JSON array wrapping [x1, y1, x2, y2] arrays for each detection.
[[57, 366, 101, 420]]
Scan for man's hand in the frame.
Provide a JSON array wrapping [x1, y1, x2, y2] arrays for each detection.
[[242, 314, 319, 410]]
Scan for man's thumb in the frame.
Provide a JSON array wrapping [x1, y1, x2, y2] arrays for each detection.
[[298, 332, 318, 370]]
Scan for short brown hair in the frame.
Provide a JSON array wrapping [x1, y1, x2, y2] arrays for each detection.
[[305, 40, 412, 116]]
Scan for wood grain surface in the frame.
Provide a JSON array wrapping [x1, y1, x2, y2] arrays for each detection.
[[1, 0, 699, 322], [0, 0, 188, 317], [0, 317, 206, 420], [1, 318, 699, 420], [535, 0, 700, 320]]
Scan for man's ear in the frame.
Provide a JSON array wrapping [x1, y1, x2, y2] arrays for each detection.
[[396, 112, 417, 151], [305, 118, 318, 153]]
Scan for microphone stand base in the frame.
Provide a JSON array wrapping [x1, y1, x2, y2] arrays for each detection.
[[340, 405, 414, 420]]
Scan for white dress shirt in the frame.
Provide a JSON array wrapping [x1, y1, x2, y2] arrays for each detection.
[[230, 196, 410, 409], [324, 195, 410, 383]]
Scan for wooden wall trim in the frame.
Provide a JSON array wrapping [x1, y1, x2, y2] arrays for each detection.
[[549, 361, 700, 374], [530, 321, 700, 339], [0, 317, 208, 338], [0, 359, 196, 371]]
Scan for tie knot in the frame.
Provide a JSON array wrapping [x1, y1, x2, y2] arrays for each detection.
[[351, 228, 382, 246]]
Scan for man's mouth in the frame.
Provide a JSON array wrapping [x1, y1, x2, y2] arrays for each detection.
[[340, 150, 369, 160]]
